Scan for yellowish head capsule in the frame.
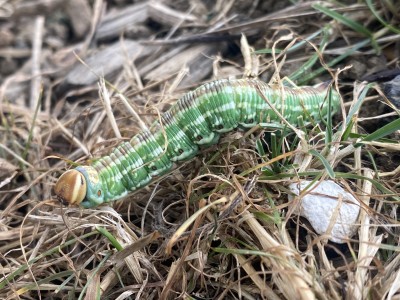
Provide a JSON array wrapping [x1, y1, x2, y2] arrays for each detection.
[[54, 170, 87, 205]]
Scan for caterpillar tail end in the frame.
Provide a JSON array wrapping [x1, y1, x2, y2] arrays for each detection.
[[54, 169, 87, 206]]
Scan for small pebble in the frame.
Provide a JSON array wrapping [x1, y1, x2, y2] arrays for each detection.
[[288, 180, 360, 243]]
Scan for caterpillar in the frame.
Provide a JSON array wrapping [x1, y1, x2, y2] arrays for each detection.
[[54, 78, 340, 208]]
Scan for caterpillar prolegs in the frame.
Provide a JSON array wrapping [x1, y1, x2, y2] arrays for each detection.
[[54, 78, 340, 208]]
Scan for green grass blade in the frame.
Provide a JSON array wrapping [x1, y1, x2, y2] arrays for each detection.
[[342, 84, 372, 142], [256, 139, 266, 157], [335, 172, 400, 201], [313, 4, 378, 51], [96, 226, 124, 251], [366, 0, 400, 34], [289, 26, 330, 82], [254, 27, 325, 56], [325, 87, 334, 144], [356, 118, 400, 147], [341, 116, 355, 142], [309, 149, 335, 179], [297, 39, 370, 84], [346, 84, 372, 126]]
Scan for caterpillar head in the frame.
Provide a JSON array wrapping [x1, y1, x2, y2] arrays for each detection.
[[54, 166, 104, 208]]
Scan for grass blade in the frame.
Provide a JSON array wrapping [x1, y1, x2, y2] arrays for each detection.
[[313, 4, 378, 51], [356, 118, 400, 147], [309, 149, 335, 179]]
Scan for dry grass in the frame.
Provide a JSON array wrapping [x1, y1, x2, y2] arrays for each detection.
[[1, 0, 400, 299]]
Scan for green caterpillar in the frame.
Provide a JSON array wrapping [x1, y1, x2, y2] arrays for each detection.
[[54, 78, 340, 208]]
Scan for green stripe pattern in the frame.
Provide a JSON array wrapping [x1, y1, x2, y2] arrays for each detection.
[[75, 78, 340, 207]]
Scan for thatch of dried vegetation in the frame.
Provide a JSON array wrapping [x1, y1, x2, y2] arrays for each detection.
[[1, 0, 400, 299]]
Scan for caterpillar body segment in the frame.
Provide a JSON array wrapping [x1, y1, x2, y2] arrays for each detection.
[[54, 78, 340, 208]]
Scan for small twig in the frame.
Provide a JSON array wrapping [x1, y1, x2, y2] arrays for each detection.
[[99, 78, 121, 139], [0, 143, 34, 168], [53, 119, 90, 157], [117, 93, 150, 133]]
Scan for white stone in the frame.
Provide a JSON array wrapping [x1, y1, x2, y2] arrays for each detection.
[[288, 180, 360, 243]]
